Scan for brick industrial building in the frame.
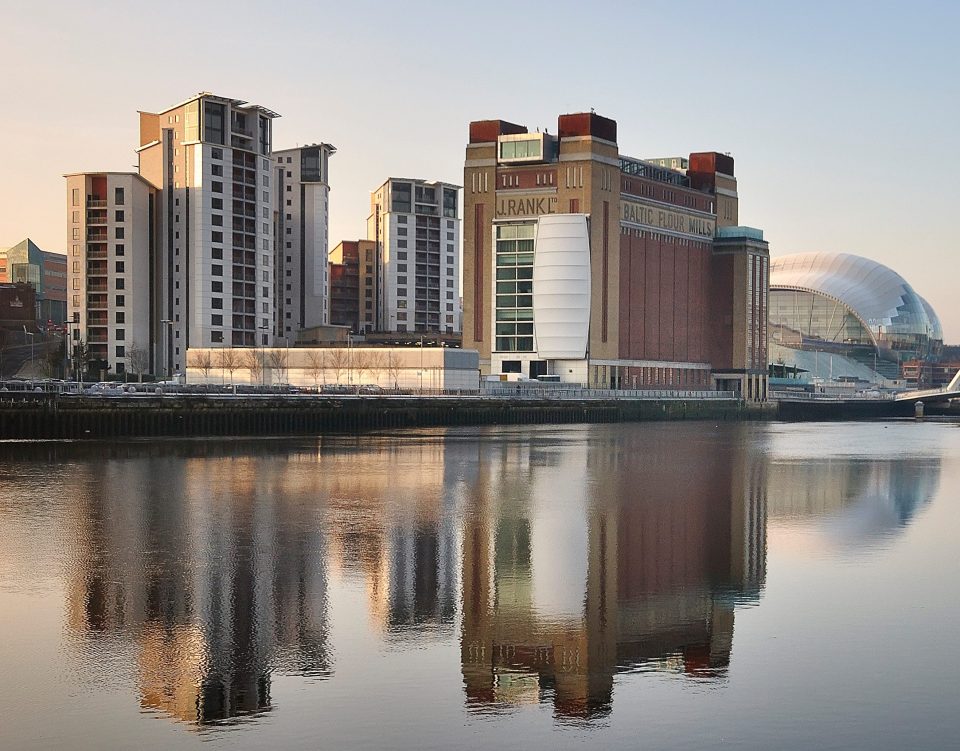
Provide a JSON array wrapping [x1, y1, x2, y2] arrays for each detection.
[[463, 112, 770, 399]]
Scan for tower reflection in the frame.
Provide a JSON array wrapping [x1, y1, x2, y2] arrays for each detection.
[[65, 444, 331, 727], [460, 424, 767, 721]]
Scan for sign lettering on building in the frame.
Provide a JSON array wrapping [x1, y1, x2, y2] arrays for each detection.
[[496, 195, 558, 218], [620, 199, 715, 238]]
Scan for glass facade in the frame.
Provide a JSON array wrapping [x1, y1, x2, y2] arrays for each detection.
[[769, 289, 874, 351], [495, 223, 535, 352], [770, 253, 940, 363], [500, 139, 542, 160]]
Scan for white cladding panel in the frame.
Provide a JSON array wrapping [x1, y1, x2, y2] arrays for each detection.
[[532, 214, 591, 359]]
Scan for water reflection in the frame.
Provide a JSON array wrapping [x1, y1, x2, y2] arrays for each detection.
[[767, 457, 940, 551], [459, 425, 767, 721], [64, 447, 331, 727], [7, 422, 936, 733]]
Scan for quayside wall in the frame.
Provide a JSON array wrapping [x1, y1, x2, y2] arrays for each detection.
[[0, 396, 768, 440]]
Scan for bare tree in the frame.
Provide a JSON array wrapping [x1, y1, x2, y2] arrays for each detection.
[[126, 343, 150, 383], [242, 348, 265, 385], [306, 350, 325, 386], [385, 351, 401, 390], [369, 350, 385, 385], [186, 350, 214, 382], [353, 350, 371, 384], [218, 348, 240, 384], [267, 348, 289, 385], [326, 348, 348, 384]]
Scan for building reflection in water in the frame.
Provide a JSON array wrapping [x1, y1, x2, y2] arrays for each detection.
[[459, 424, 767, 721], [766, 455, 940, 550], [65, 443, 331, 728], [53, 425, 941, 730]]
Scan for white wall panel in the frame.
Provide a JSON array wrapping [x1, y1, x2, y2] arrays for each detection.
[[532, 214, 591, 359]]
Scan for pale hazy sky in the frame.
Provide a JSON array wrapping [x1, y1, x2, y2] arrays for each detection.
[[2, 1, 958, 338]]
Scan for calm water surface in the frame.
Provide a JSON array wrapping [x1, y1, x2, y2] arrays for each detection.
[[0, 421, 957, 750]]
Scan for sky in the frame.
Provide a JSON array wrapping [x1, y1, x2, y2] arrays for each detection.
[[1, 0, 958, 338]]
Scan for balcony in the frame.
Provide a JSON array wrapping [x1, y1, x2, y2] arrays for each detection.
[[86, 230, 108, 242], [86, 212, 108, 225], [86, 198, 107, 208], [87, 314, 108, 326], [87, 282, 108, 293]]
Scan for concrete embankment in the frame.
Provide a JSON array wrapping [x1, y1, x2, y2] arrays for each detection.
[[0, 395, 770, 440]]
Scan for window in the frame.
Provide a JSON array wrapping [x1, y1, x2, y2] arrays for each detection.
[[116, 312, 125, 323], [286, 242, 291, 249], [397, 300, 407, 309], [397, 251, 407, 260], [212, 181, 223, 193], [115, 328, 125, 341], [211, 331, 223, 343], [115, 210, 125, 222], [72, 228, 79, 240], [72, 278, 80, 290], [212, 248, 222, 260], [286, 185, 291, 192], [116, 346, 125, 359], [114, 187, 125, 205], [115, 227, 124, 239], [115, 278, 125, 290], [263, 271, 270, 281], [447, 232, 454, 241], [286, 199, 291, 206], [72, 188, 79, 206], [211, 297, 223, 309], [446, 279, 454, 287], [115, 295, 125, 306], [397, 276, 406, 285], [398, 227, 407, 236], [212, 280, 223, 292], [212, 214, 223, 226], [211, 147, 223, 160], [397, 239, 407, 248], [72, 244, 79, 256], [397, 287, 407, 296], [212, 164, 223, 177], [212, 197, 222, 210], [212, 264, 223, 276], [116, 244, 125, 256], [115, 261, 124, 273], [397, 264, 407, 272], [212, 231, 223, 243], [397, 215, 407, 224], [211, 314, 223, 326]]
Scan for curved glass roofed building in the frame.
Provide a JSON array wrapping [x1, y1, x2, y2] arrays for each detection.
[[769, 253, 941, 379]]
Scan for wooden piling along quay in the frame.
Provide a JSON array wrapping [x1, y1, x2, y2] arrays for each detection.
[[0, 395, 764, 440]]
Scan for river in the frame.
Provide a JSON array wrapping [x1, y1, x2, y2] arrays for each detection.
[[0, 420, 957, 749]]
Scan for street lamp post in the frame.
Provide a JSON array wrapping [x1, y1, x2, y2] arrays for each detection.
[[258, 324, 269, 387], [160, 319, 174, 380], [24, 329, 35, 377], [418, 334, 424, 393]]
